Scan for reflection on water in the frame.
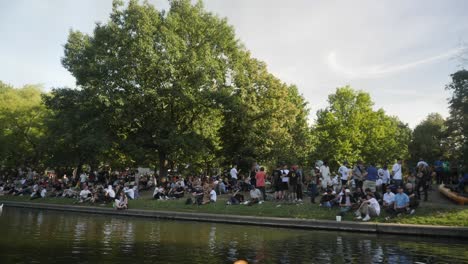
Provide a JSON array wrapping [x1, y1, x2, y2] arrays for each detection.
[[0, 207, 467, 264]]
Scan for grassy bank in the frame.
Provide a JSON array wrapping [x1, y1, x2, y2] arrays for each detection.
[[1, 195, 467, 227]]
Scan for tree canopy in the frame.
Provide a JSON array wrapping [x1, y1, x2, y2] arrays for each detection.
[[312, 86, 411, 169]]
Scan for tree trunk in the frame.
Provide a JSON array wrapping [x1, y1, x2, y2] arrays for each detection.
[[158, 151, 168, 180]]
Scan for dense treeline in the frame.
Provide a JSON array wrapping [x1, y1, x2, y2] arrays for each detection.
[[0, 0, 466, 177]]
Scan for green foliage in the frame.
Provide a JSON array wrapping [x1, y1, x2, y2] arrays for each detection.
[[42, 88, 114, 170], [312, 86, 410, 168], [0, 82, 48, 169], [409, 113, 447, 164], [62, 0, 242, 176], [220, 55, 312, 170], [445, 70, 468, 171]]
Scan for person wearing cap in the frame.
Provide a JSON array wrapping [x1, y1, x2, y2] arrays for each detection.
[[339, 189, 356, 216], [355, 193, 380, 221]]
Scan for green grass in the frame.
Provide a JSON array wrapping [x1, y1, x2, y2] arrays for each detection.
[[1, 194, 467, 227]]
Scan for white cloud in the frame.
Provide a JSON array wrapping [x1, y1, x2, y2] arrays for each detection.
[[327, 47, 463, 79]]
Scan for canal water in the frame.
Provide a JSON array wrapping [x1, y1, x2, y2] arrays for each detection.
[[0, 207, 466, 264]]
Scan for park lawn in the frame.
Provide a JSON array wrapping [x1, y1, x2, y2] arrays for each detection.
[[1, 194, 467, 227]]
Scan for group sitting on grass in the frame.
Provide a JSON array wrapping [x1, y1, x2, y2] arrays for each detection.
[[0, 157, 462, 221]]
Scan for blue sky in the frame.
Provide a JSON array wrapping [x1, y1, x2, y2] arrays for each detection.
[[1, 0, 467, 127]]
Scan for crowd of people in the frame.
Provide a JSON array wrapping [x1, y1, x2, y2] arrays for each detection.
[[0, 158, 465, 222]]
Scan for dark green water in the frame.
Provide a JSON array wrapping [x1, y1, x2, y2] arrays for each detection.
[[0, 207, 466, 264]]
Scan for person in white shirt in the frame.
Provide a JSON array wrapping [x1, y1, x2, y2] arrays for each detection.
[[392, 159, 403, 187], [230, 165, 239, 188], [247, 186, 263, 205], [338, 162, 349, 187], [40, 188, 47, 198], [378, 165, 391, 193], [209, 189, 217, 202], [124, 186, 135, 200], [355, 194, 380, 221], [79, 186, 92, 203], [105, 185, 116, 199], [319, 161, 331, 190], [383, 188, 395, 211]]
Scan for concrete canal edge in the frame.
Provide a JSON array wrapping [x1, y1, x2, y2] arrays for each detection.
[[2, 201, 467, 238]]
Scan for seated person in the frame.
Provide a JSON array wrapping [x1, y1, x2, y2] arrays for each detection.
[[114, 190, 128, 210], [339, 189, 356, 216], [209, 189, 217, 203], [104, 185, 116, 202], [352, 187, 366, 204], [62, 186, 78, 198], [247, 185, 262, 206], [173, 184, 185, 199], [320, 189, 335, 208], [382, 188, 395, 212], [79, 186, 92, 203], [365, 188, 381, 204], [355, 193, 380, 221], [124, 186, 135, 200], [386, 186, 414, 219], [227, 190, 245, 205], [153, 186, 167, 200]]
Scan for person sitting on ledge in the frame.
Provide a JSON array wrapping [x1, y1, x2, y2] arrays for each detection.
[[114, 190, 128, 210], [79, 185, 92, 203]]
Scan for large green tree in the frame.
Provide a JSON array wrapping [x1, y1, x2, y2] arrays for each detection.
[[220, 55, 311, 170], [62, 0, 241, 178], [42, 88, 114, 174], [0, 82, 48, 170], [409, 113, 447, 164], [312, 86, 410, 169], [445, 70, 468, 170]]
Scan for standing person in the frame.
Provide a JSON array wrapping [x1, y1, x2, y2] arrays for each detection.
[[287, 167, 298, 202], [272, 165, 282, 200], [255, 167, 267, 201], [280, 165, 290, 201], [230, 165, 239, 190], [319, 161, 331, 191], [295, 166, 304, 202], [416, 164, 430, 201], [378, 165, 391, 193], [338, 162, 349, 188], [353, 161, 366, 190], [308, 167, 319, 203], [392, 159, 404, 187], [364, 163, 378, 192], [434, 157, 444, 185]]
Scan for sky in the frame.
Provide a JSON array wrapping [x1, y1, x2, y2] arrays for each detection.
[[1, 0, 467, 128]]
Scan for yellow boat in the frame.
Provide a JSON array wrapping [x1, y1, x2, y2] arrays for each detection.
[[438, 184, 468, 205]]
